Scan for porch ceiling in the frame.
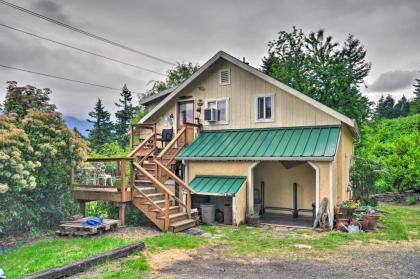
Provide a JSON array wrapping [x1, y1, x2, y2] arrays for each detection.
[[177, 125, 340, 160], [190, 175, 247, 196]]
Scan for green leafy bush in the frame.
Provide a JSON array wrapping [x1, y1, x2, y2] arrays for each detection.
[[357, 115, 420, 192]]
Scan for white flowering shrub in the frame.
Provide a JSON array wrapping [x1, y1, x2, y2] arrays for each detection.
[[0, 112, 88, 235]]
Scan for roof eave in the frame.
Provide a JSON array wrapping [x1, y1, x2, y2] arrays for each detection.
[[176, 156, 335, 161]]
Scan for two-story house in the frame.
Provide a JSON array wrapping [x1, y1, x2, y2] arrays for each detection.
[[136, 51, 356, 228]]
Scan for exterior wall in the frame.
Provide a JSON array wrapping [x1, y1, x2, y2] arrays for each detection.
[[187, 161, 252, 182], [235, 183, 247, 225], [147, 59, 340, 133], [254, 162, 315, 216]]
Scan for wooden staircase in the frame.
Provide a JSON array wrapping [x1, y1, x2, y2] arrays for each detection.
[[128, 123, 197, 232]]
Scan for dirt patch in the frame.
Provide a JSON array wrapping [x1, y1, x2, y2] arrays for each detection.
[[110, 225, 161, 240], [149, 249, 197, 269], [152, 242, 420, 279]]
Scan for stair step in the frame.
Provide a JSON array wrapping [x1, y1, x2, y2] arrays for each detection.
[[157, 212, 187, 221], [139, 199, 165, 205], [169, 219, 196, 232], [151, 205, 179, 213], [135, 179, 153, 184], [146, 193, 164, 198]]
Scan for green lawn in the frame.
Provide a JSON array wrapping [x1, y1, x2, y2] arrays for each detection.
[[201, 203, 420, 255], [0, 203, 418, 278]]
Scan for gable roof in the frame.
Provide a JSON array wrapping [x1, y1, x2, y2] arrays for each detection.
[[139, 86, 176, 106], [140, 51, 358, 136]]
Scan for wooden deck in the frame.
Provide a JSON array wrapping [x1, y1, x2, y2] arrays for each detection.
[[72, 187, 132, 202]]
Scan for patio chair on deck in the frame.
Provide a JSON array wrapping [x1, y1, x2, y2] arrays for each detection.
[[157, 128, 173, 148]]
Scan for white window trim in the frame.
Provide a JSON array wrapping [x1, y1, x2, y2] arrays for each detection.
[[204, 97, 229, 125], [219, 68, 231, 86], [255, 93, 275, 122]]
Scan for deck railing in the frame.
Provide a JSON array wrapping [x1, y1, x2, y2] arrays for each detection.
[[70, 157, 134, 201]]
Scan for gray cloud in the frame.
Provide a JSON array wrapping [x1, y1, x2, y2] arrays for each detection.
[[366, 70, 419, 93], [1, 0, 420, 119], [31, 0, 71, 24]]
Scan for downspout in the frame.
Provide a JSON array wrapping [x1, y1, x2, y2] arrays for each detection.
[[307, 161, 320, 215], [329, 161, 334, 229], [247, 161, 260, 214]]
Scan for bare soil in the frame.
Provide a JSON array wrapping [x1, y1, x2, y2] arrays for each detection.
[[151, 241, 420, 279]]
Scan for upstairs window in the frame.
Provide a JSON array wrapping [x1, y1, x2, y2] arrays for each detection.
[[256, 94, 274, 122], [206, 97, 229, 124], [219, 68, 231, 85]]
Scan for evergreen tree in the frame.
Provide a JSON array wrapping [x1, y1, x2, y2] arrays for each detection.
[[382, 95, 396, 118], [261, 27, 372, 124], [87, 98, 114, 150], [115, 84, 134, 146], [375, 95, 386, 118], [394, 96, 410, 117], [412, 73, 420, 114]]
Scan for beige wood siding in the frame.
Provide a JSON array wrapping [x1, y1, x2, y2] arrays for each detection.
[[254, 162, 315, 216], [235, 183, 247, 225], [187, 161, 252, 182], [148, 59, 340, 133]]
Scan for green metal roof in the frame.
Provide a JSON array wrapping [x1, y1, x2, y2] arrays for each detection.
[[177, 125, 340, 160], [190, 175, 247, 195]]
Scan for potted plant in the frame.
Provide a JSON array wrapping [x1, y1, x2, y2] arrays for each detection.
[[339, 200, 360, 218], [362, 208, 381, 231], [352, 212, 368, 231], [246, 211, 260, 227]]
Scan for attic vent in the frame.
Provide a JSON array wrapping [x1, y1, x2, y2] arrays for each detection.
[[219, 68, 231, 85]]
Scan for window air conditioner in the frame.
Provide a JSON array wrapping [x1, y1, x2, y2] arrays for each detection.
[[204, 108, 217, 122]]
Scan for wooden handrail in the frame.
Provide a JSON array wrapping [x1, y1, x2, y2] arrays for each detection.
[[132, 162, 173, 196], [128, 132, 155, 157], [86, 157, 134, 162], [134, 185, 164, 214], [157, 126, 186, 159], [154, 160, 195, 194]]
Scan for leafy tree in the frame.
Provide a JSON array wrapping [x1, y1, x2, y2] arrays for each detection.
[[144, 62, 200, 97], [357, 114, 419, 192], [2, 81, 56, 119], [350, 155, 382, 204], [262, 27, 372, 124], [0, 83, 88, 235], [87, 98, 114, 150], [115, 84, 134, 146]]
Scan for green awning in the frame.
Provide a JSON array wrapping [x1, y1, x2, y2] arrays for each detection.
[[177, 125, 340, 160], [190, 175, 247, 196]]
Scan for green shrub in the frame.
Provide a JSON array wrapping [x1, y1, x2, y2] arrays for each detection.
[[357, 115, 420, 192], [407, 195, 417, 205]]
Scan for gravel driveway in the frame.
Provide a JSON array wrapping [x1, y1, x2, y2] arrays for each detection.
[[152, 242, 420, 279]]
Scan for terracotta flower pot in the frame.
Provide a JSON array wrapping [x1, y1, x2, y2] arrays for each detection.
[[340, 207, 355, 218], [358, 219, 369, 231], [363, 213, 381, 230]]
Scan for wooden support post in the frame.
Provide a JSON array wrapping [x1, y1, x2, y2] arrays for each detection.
[[79, 201, 86, 217], [117, 203, 126, 226], [187, 191, 191, 219], [164, 193, 169, 231], [120, 160, 126, 201]]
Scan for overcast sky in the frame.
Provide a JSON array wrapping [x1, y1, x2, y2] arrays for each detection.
[[0, 0, 419, 119]]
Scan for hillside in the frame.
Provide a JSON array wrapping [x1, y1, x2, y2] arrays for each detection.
[[358, 114, 420, 192], [64, 116, 92, 137]]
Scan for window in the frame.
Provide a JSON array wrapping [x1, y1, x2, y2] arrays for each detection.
[[256, 94, 274, 122], [205, 98, 229, 124], [219, 68, 231, 85]]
